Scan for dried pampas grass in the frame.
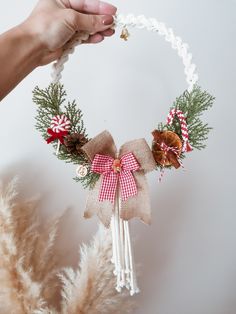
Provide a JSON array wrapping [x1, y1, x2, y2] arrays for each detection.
[[0, 179, 136, 314]]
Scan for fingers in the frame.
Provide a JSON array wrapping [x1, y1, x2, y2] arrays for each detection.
[[86, 33, 104, 44], [86, 28, 115, 43], [68, 0, 117, 15], [66, 10, 114, 33], [100, 28, 115, 36]]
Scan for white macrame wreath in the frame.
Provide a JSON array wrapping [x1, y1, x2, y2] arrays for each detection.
[[33, 14, 214, 296]]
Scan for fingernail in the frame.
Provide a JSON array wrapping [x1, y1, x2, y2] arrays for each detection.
[[102, 15, 114, 26]]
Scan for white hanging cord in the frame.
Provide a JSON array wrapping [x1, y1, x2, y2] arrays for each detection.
[[51, 31, 90, 84], [110, 189, 140, 295], [124, 220, 139, 295], [51, 14, 199, 92], [119, 210, 126, 288]]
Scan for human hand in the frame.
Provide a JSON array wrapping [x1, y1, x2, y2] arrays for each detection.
[[20, 0, 117, 65]]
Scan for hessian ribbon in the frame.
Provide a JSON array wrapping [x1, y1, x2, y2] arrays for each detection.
[[82, 131, 157, 227]]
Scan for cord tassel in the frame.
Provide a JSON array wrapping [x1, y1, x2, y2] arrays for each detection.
[[111, 190, 140, 295]]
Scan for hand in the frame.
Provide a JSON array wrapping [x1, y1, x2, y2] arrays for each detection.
[[20, 0, 117, 65], [0, 0, 117, 100]]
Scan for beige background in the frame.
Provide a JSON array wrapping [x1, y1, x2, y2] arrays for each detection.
[[0, 1, 236, 313]]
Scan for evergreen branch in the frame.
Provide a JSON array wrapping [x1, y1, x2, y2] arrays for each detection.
[[33, 84, 66, 115], [33, 83, 98, 189], [64, 100, 86, 135], [163, 85, 214, 151], [74, 172, 100, 189]]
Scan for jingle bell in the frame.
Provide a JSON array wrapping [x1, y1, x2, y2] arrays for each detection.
[[112, 159, 122, 173]]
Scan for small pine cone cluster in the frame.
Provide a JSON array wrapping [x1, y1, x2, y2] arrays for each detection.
[[64, 133, 88, 155]]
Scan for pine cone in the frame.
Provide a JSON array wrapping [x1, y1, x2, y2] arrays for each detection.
[[64, 133, 88, 155]]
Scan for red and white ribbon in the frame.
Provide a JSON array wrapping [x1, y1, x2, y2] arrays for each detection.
[[51, 114, 71, 133], [159, 142, 183, 182], [91, 153, 140, 203], [160, 141, 180, 155], [166, 109, 192, 152]]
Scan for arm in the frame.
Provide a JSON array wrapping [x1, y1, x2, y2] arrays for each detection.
[[0, 0, 117, 101]]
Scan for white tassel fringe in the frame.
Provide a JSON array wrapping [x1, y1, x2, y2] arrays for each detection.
[[110, 192, 140, 296]]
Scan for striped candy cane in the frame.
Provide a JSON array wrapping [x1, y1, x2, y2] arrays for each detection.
[[166, 109, 192, 152]]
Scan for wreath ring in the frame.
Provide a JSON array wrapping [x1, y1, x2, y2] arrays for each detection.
[[33, 14, 214, 295]]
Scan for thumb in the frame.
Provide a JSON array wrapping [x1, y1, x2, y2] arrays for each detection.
[[65, 9, 114, 34]]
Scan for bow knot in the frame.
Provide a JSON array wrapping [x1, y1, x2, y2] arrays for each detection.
[[160, 142, 179, 156], [46, 128, 68, 145], [112, 159, 122, 173]]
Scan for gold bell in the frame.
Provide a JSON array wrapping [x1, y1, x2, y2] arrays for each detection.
[[120, 27, 130, 41], [112, 159, 122, 173]]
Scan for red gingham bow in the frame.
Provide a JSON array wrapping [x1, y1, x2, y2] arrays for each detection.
[[91, 152, 140, 203]]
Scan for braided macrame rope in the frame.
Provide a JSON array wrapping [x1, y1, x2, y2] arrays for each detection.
[[51, 31, 90, 83], [51, 14, 199, 92]]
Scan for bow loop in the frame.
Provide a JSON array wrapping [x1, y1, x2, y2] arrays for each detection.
[[121, 152, 140, 172], [91, 154, 114, 174]]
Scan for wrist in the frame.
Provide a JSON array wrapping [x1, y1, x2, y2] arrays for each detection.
[[16, 21, 47, 68], [0, 22, 47, 99]]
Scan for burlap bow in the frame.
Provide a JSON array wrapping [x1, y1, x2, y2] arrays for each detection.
[[82, 131, 156, 228]]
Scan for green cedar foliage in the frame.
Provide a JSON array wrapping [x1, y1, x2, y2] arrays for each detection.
[[33, 83, 99, 189], [158, 85, 214, 151]]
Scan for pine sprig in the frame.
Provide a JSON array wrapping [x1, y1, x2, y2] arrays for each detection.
[[33, 84, 66, 113], [74, 172, 100, 189], [33, 83, 99, 189], [33, 84, 66, 140], [164, 85, 214, 150], [64, 100, 86, 135]]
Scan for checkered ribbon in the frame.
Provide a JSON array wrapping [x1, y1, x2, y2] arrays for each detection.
[[92, 153, 140, 203]]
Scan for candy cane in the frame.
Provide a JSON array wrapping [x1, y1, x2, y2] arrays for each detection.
[[166, 109, 192, 152]]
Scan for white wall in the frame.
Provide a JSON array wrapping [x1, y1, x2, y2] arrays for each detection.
[[0, 1, 236, 313]]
